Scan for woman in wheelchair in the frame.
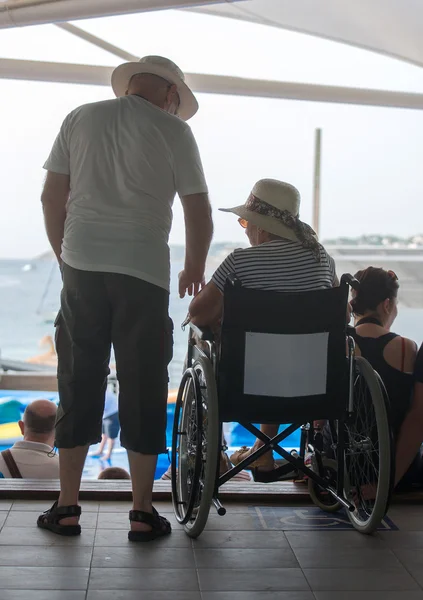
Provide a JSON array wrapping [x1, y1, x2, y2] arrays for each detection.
[[349, 267, 420, 488], [188, 178, 338, 473]]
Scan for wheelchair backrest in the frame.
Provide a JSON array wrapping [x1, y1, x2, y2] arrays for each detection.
[[217, 276, 349, 423]]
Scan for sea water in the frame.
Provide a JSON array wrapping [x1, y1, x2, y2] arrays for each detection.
[[0, 256, 422, 479]]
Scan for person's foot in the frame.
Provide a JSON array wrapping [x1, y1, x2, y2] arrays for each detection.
[[37, 501, 81, 535], [89, 452, 103, 459], [220, 451, 251, 481], [128, 507, 172, 541], [130, 517, 153, 533], [160, 453, 252, 482], [161, 465, 172, 480], [57, 515, 80, 526], [56, 500, 80, 526], [230, 445, 275, 471]]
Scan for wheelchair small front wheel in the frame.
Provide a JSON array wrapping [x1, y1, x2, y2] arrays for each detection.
[[171, 356, 220, 538], [308, 458, 342, 513], [344, 356, 393, 534]]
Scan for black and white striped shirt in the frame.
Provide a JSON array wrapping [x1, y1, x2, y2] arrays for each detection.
[[212, 240, 336, 293]]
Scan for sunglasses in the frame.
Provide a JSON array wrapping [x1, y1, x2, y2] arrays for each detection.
[[387, 270, 398, 281], [238, 218, 248, 229]]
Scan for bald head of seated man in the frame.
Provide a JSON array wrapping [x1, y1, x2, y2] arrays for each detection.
[[19, 399, 57, 446], [0, 399, 59, 479]]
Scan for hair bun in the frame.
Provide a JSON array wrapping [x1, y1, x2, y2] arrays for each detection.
[[351, 267, 399, 316]]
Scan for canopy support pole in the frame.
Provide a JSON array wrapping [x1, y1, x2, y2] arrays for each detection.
[[2, 58, 423, 111]]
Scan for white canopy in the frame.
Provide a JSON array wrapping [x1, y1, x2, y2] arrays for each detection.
[[1, 0, 423, 109], [191, 0, 423, 69], [1, 0, 422, 69]]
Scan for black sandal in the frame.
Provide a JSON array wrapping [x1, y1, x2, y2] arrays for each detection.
[[128, 507, 172, 542], [37, 501, 81, 536]]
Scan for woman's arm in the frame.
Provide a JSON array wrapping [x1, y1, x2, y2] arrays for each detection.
[[189, 281, 223, 327], [395, 382, 423, 485], [395, 343, 423, 484], [189, 251, 237, 328]]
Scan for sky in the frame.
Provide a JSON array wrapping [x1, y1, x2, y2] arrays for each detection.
[[1, 9, 423, 258]]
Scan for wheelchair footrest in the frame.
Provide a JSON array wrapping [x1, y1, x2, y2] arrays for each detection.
[[252, 463, 299, 483]]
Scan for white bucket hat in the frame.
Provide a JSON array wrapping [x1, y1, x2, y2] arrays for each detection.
[[111, 55, 198, 121], [220, 178, 321, 258]]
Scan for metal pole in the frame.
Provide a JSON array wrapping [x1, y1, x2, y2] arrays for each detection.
[[312, 128, 322, 238], [55, 23, 139, 62], [2, 60, 423, 110]]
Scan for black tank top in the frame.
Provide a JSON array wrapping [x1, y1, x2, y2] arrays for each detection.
[[352, 329, 413, 439]]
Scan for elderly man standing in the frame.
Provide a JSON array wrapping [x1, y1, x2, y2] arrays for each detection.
[[38, 56, 213, 541]]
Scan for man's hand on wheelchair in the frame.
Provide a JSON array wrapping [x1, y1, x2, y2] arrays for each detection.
[[178, 269, 205, 299]]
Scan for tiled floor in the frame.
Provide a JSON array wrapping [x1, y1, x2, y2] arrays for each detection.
[[0, 499, 423, 599]]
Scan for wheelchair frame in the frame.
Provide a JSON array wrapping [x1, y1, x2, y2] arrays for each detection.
[[171, 274, 394, 537]]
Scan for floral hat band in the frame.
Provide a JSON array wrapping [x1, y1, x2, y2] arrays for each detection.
[[219, 178, 322, 262], [245, 193, 321, 262]]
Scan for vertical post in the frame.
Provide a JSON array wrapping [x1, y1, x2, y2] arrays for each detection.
[[312, 128, 322, 238]]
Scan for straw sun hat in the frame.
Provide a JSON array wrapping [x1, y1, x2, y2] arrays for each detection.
[[111, 55, 198, 121], [220, 179, 320, 259]]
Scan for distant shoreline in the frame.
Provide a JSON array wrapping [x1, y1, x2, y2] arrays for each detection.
[[28, 237, 423, 262]]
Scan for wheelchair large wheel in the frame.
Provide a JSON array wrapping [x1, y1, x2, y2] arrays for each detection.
[[171, 370, 202, 525], [344, 356, 392, 534], [171, 355, 219, 538]]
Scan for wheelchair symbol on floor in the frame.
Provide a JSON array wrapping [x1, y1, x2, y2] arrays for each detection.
[[252, 506, 396, 531], [278, 509, 350, 528]]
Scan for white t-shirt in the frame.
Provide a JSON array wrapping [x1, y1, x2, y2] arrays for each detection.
[[44, 95, 208, 291], [0, 441, 59, 479]]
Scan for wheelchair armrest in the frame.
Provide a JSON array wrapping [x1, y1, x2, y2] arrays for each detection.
[[189, 322, 215, 341]]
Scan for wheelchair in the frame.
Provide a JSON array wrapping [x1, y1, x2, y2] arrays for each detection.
[[171, 274, 394, 537]]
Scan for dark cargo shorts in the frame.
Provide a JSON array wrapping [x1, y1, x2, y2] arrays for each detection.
[[102, 412, 120, 440], [55, 264, 173, 454]]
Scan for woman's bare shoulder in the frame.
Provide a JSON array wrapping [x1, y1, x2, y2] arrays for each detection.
[[388, 335, 417, 350], [384, 335, 417, 373]]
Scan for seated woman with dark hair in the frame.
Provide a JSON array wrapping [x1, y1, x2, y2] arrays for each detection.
[[350, 266, 420, 487]]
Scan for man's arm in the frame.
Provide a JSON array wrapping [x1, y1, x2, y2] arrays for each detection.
[[41, 171, 70, 264], [173, 125, 212, 298], [179, 193, 213, 298]]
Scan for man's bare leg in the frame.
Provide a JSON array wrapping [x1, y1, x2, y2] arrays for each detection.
[[91, 434, 107, 457], [127, 450, 158, 532], [57, 445, 89, 525], [250, 424, 279, 470], [104, 438, 115, 460]]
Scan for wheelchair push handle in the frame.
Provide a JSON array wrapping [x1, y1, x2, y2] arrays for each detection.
[[225, 273, 242, 288], [341, 273, 360, 291]]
